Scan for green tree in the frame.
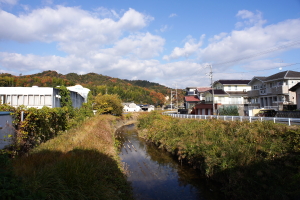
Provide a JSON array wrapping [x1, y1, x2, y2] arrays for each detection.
[[218, 105, 239, 116], [93, 94, 123, 116], [57, 86, 72, 108]]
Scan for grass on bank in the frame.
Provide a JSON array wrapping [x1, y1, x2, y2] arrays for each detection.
[[3, 114, 132, 200], [137, 111, 300, 200]]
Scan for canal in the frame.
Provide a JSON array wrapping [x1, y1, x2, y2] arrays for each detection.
[[116, 124, 223, 200]]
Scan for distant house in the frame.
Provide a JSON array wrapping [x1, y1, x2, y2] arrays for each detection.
[[141, 105, 155, 112], [289, 82, 300, 109], [0, 85, 89, 108], [184, 87, 210, 113], [192, 80, 251, 116], [123, 103, 141, 112], [247, 70, 300, 110]]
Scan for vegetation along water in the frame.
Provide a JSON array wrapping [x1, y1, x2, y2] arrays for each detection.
[[137, 111, 300, 200]]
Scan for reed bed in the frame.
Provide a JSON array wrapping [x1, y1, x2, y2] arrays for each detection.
[[5, 115, 133, 200], [137, 111, 300, 200]]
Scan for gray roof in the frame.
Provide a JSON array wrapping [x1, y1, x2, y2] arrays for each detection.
[[206, 89, 228, 95], [264, 70, 300, 82], [216, 80, 251, 85]]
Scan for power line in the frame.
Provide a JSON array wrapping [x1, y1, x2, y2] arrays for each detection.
[[214, 62, 300, 74], [213, 40, 300, 66]]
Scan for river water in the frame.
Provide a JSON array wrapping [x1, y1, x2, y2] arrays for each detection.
[[116, 124, 223, 200]]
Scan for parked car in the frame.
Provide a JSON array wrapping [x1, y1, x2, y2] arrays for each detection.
[[258, 109, 277, 117]]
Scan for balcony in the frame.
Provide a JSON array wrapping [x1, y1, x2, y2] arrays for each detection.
[[271, 85, 289, 95], [247, 90, 259, 97]]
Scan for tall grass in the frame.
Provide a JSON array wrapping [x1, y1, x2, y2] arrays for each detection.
[[8, 115, 133, 200], [137, 111, 300, 199]]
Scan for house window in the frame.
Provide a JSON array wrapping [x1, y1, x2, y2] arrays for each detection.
[[253, 85, 258, 90]]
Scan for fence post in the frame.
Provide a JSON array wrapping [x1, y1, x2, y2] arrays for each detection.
[[249, 117, 251, 123], [273, 118, 276, 123], [232, 116, 233, 121], [289, 118, 291, 126], [260, 117, 262, 122], [240, 116, 242, 122]]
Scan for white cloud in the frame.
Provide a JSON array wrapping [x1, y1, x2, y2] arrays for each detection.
[[169, 13, 177, 18], [0, 6, 152, 55], [199, 10, 300, 69], [163, 35, 204, 60], [0, 0, 18, 5], [105, 32, 165, 59]]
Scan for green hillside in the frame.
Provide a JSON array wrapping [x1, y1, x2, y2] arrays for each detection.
[[0, 70, 184, 106]]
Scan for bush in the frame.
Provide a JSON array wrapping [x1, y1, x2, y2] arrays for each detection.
[[218, 105, 239, 116], [93, 94, 123, 116]]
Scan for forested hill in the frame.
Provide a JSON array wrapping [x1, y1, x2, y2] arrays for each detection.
[[0, 70, 183, 105]]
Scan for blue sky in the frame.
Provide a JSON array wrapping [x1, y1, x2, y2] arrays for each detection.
[[0, 0, 300, 88]]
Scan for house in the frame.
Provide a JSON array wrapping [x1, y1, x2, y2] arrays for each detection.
[[289, 82, 300, 109], [184, 87, 210, 113], [0, 112, 14, 149], [247, 70, 300, 110], [192, 80, 251, 116], [0, 85, 88, 109], [141, 105, 155, 112], [123, 102, 141, 112]]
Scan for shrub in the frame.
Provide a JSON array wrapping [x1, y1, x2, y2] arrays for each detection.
[[93, 94, 123, 116]]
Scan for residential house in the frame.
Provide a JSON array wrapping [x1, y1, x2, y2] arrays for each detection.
[[247, 70, 300, 110], [123, 102, 141, 112], [289, 82, 300, 109], [184, 87, 210, 113], [141, 105, 155, 112], [192, 80, 251, 115], [0, 85, 89, 109]]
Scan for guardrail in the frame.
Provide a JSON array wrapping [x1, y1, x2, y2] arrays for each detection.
[[163, 113, 300, 126]]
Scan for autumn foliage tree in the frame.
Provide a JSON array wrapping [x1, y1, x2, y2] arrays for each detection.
[[93, 94, 123, 116]]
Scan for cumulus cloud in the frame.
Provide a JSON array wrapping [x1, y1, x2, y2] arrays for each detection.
[[0, 6, 152, 55], [105, 32, 165, 59], [199, 10, 300, 70], [0, 0, 18, 5], [163, 35, 204, 60]]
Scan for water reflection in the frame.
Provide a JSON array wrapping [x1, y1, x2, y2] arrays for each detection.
[[116, 124, 222, 200]]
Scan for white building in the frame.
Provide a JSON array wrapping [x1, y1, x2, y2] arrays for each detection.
[[67, 85, 90, 103], [0, 85, 89, 108], [123, 102, 141, 112]]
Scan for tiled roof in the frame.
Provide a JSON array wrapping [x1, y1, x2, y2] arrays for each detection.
[[217, 80, 251, 85], [196, 87, 211, 92], [184, 96, 200, 102]]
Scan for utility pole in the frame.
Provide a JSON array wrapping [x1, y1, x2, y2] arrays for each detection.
[[208, 65, 215, 115], [175, 83, 178, 109], [170, 89, 173, 110]]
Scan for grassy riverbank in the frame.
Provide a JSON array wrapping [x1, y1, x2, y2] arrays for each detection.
[[137, 112, 300, 200], [2, 115, 133, 200]]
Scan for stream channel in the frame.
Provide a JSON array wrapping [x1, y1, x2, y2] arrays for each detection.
[[116, 124, 224, 200]]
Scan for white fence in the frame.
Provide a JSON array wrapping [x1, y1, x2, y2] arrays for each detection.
[[163, 112, 300, 126]]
